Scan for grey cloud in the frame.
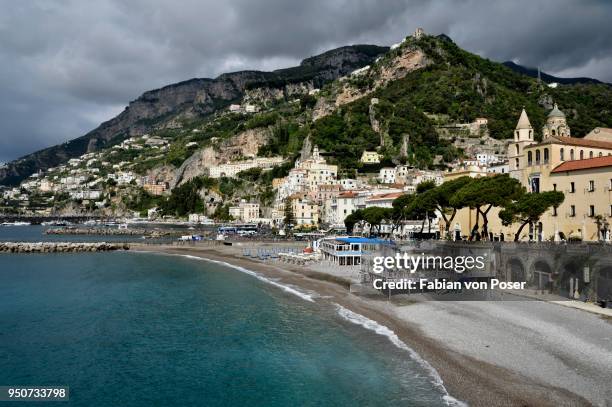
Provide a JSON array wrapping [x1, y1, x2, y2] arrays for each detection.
[[0, 0, 610, 163]]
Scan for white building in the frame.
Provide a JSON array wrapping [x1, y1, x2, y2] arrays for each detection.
[[208, 157, 284, 178], [487, 162, 510, 174], [365, 192, 404, 208], [379, 167, 396, 184], [229, 201, 260, 223]]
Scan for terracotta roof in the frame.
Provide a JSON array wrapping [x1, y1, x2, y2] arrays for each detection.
[[366, 192, 404, 201], [551, 155, 612, 173], [339, 191, 358, 198]]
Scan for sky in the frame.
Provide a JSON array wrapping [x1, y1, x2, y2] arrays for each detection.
[[1, 0, 611, 164]]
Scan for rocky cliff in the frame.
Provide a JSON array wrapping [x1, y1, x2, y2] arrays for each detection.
[[0, 44, 388, 186]]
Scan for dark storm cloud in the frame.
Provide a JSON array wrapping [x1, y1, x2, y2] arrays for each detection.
[[0, 0, 610, 163]]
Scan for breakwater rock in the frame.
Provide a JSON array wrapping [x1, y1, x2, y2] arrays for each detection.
[[0, 242, 129, 253], [45, 227, 173, 237]]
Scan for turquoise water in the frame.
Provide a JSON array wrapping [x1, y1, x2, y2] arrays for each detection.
[[0, 251, 452, 406]]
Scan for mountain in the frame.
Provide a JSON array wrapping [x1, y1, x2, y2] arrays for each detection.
[[298, 35, 612, 170], [502, 61, 604, 85], [0, 45, 388, 186], [3, 33, 612, 188]]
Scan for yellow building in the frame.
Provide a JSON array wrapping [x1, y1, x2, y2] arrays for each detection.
[[454, 106, 612, 241], [444, 164, 489, 181], [360, 151, 382, 164], [289, 193, 319, 226]]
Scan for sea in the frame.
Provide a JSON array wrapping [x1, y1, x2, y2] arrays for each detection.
[[0, 226, 458, 406]]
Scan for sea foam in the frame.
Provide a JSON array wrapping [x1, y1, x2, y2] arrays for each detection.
[[156, 252, 315, 302], [335, 304, 467, 407]]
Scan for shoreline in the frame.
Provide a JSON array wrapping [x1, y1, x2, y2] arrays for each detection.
[[132, 243, 600, 407]]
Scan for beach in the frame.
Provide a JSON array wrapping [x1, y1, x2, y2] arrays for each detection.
[[132, 242, 612, 407]]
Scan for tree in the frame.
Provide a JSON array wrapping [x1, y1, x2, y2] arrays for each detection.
[[406, 191, 438, 233], [213, 204, 233, 222], [451, 175, 524, 240], [391, 194, 415, 232], [499, 191, 565, 241], [360, 207, 392, 236], [283, 199, 294, 229], [344, 209, 364, 234], [416, 180, 437, 194], [427, 176, 474, 238]]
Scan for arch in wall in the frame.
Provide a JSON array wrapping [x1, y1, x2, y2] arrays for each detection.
[[559, 260, 585, 299], [530, 258, 553, 290], [507, 258, 526, 282], [596, 266, 612, 301]]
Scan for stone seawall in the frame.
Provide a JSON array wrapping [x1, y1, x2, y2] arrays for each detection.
[[45, 228, 176, 237], [0, 242, 129, 253]]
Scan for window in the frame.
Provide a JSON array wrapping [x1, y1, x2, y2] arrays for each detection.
[[588, 180, 595, 192], [560, 148, 564, 161], [543, 148, 549, 164], [570, 149, 575, 160], [553, 206, 558, 216], [580, 150, 584, 160], [599, 152, 603, 157], [515, 158, 519, 169], [589, 151, 594, 159], [570, 182, 575, 193], [529, 130, 533, 139], [553, 183, 557, 191], [530, 177, 540, 193], [589, 205, 595, 217], [570, 205, 576, 217], [515, 145, 519, 155], [527, 151, 533, 165], [610, 205, 612, 217], [535, 150, 541, 164]]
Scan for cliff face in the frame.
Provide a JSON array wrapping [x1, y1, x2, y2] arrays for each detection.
[[0, 45, 388, 186]]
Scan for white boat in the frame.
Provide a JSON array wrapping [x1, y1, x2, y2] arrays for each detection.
[[1, 221, 31, 226]]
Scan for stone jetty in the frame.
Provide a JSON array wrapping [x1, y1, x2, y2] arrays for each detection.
[[0, 242, 129, 253], [45, 227, 174, 237]]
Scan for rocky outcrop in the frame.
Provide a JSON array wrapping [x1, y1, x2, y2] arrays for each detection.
[[172, 127, 271, 187], [377, 48, 430, 86], [0, 242, 129, 253], [1, 45, 387, 186]]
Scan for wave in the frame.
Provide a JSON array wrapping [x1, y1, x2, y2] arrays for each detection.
[[146, 252, 315, 303], [134, 250, 463, 405], [335, 304, 467, 407]]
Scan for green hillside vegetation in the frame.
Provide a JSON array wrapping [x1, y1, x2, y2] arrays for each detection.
[[305, 35, 611, 171]]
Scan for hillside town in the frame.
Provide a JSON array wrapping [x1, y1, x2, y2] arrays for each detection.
[[2, 100, 611, 244]]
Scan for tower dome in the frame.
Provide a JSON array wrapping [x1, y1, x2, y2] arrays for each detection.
[[543, 104, 570, 138], [548, 104, 566, 118]]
